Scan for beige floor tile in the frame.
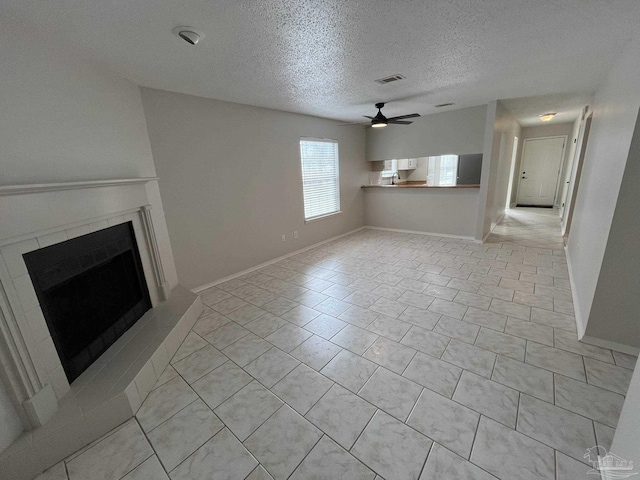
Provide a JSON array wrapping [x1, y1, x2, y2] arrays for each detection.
[[453, 371, 519, 428], [420, 444, 497, 480], [352, 410, 432, 480], [400, 325, 451, 357], [289, 436, 374, 480], [214, 381, 283, 441], [191, 361, 253, 409], [243, 347, 300, 388], [517, 394, 596, 463], [148, 399, 223, 472], [271, 364, 333, 415], [67, 420, 153, 480], [471, 416, 554, 480], [169, 428, 257, 479], [244, 406, 322, 480], [407, 388, 478, 458], [358, 367, 422, 421], [320, 350, 378, 393], [442, 339, 496, 377], [137, 376, 198, 432], [584, 357, 633, 395], [526, 341, 586, 381], [305, 384, 376, 450]]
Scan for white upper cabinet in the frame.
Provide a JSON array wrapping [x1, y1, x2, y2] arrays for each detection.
[[398, 158, 417, 170]]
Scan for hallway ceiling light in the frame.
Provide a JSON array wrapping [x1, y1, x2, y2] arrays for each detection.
[[538, 112, 557, 122]]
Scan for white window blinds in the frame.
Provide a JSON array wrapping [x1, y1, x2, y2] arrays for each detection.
[[300, 139, 341, 221]]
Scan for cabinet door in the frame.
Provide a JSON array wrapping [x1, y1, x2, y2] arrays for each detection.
[[397, 158, 409, 170], [408, 158, 418, 169], [383, 159, 393, 170]]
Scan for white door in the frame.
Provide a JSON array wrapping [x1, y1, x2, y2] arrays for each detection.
[[517, 137, 565, 206]]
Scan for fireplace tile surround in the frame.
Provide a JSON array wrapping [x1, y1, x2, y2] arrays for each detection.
[[0, 179, 201, 479]]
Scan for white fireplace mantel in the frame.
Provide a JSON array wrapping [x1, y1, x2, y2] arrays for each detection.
[[0, 178, 170, 428], [0, 177, 202, 479]]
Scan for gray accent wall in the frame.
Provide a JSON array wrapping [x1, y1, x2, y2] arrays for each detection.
[[141, 88, 368, 290], [366, 106, 487, 161]]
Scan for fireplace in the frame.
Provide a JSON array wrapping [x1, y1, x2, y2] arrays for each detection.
[[23, 222, 151, 383]]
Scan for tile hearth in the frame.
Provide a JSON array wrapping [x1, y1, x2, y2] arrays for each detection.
[[35, 208, 636, 480]]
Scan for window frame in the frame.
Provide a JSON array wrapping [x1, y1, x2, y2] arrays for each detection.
[[299, 137, 341, 223]]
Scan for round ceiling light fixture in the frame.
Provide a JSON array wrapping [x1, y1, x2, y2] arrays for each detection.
[[538, 112, 557, 122], [172, 27, 204, 45]]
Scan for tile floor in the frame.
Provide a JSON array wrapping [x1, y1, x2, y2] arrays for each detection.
[[36, 208, 636, 480]]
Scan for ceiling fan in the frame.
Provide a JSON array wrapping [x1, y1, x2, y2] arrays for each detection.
[[341, 103, 420, 128]]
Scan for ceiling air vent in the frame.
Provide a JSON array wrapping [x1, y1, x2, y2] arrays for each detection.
[[434, 102, 455, 108], [375, 74, 406, 85]]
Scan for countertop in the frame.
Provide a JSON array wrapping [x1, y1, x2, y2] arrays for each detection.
[[362, 181, 480, 189]]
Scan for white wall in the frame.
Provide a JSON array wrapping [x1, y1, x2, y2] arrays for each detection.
[[0, 17, 177, 289], [586, 110, 640, 345], [0, 18, 179, 451], [140, 88, 368, 290], [0, 376, 23, 454], [364, 188, 479, 238], [476, 101, 521, 240], [565, 37, 640, 343], [366, 106, 487, 161]]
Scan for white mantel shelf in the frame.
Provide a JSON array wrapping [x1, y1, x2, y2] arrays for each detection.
[[0, 177, 159, 196]]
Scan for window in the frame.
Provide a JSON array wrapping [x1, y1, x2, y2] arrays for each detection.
[[427, 155, 459, 186], [300, 139, 341, 221], [381, 159, 398, 178]]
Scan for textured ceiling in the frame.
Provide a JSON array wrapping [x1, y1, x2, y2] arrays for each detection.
[[2, 0, 639, 123]]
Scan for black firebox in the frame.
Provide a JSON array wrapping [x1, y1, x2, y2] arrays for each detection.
[[24, 222, 151, 383]]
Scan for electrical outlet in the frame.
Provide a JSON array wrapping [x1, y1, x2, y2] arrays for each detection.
[[294, 231, 298, 239], [281, 234, 286, 242]]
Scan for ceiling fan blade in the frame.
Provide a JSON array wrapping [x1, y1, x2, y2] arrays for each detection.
[[338, 121, 370, 126], [363, 115, 375, 119], [387, 113, 420, 121], [387, 120, 413, 125]]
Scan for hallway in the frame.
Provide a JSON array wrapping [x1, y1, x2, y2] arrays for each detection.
[[488, 208, 565, 250], [34, 208, 636, 480]]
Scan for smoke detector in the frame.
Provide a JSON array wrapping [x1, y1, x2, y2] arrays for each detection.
[[172, 27, 204, 45]]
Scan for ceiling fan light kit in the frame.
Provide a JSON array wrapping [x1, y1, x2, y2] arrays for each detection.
[[364, 102, 420, 128]]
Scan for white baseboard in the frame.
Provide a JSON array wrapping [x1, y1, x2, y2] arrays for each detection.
[[564, 246, 586, 338], [192, 226, 367, 293], [363, 225, 475, 241], [566, 246, 640, 356], [580, 335, 640, 356]]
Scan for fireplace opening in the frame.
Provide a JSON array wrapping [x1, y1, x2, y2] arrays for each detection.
[[24, 222, 151, 383]]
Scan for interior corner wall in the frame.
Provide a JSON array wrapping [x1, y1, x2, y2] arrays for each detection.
[[0, 18, 180, 452], [140, 88, 368, 290], [0, 18, 178, 287], [565, 36, 640, 344], [476, 101, 521, 241]]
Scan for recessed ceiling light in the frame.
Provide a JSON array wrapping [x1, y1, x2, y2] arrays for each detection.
[[538, 112, 557, 122]]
